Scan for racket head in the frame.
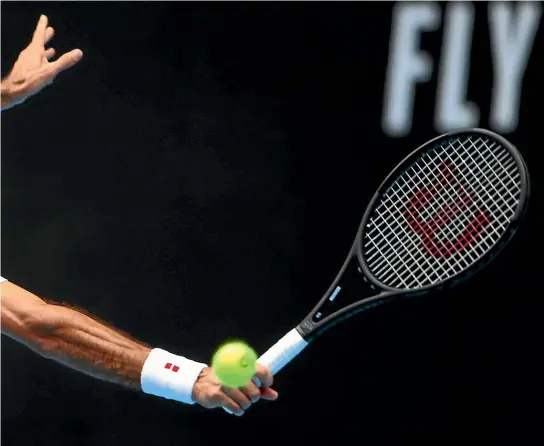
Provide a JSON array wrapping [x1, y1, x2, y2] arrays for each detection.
[[356, 128, 529, 293]]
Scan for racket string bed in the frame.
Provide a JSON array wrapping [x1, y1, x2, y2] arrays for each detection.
[[365, 141, 499, 268], [364, 141, 516, 288], [363, 136, 521, 289], [365, 137, 520, 287], [366, 139, 518, 262], [366, 140, 518, 251], [366, 143, 516, 285]]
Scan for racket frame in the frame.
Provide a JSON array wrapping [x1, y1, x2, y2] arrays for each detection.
[[297, 128, 530, 341]]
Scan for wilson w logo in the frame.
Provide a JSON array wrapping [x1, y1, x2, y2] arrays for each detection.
[[403, 161, 490, 259]]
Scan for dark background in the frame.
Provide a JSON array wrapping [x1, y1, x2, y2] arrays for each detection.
[[1, 2, 542, 445]]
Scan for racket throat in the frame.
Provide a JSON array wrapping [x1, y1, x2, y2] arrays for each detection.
[[306, 258, 370, 327]]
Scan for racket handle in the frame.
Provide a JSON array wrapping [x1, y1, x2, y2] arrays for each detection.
[[253, 328, 308, 387]]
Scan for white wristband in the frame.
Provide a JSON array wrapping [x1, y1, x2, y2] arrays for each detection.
[[140, 348, 207, 405]]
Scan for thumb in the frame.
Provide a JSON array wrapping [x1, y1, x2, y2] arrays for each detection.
[[48, 49, 84, 77]]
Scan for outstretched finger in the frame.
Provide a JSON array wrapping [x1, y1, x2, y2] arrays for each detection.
[[32, 15, 49, 47], [47, 49, 83, 77], [45, 26, 55, 44], [44, 48, 56, 61]]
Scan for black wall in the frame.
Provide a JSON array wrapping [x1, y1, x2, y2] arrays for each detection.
[[2, 2, 542, 445]]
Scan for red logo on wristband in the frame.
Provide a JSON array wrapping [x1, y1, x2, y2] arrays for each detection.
[[164, 362, 180, 372]]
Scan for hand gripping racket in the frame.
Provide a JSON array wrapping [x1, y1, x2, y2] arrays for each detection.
[[254, 128, 529, 387]]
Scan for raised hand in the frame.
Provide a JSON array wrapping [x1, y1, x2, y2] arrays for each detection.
[[1, 15, 83, 110]]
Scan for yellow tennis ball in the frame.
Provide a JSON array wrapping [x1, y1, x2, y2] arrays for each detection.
[[212, 341, 257, 388]]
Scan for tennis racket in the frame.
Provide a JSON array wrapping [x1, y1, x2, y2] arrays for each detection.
[[254, 128, 529, 387]]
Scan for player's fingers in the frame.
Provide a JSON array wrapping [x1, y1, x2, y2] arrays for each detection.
[[219, 393, 244, 416], [32, 15, 49, 46], [261, 387, 279, 401], [223, 386, 252, 410], [44, 48, 56, 60], [254, 363, 274, 388], [239, 380, 261, 403], [45, 26, 55, 44], [47, 49, 83, 77]]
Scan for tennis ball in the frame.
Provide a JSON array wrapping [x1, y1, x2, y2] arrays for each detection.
[[212, 341, 257, 388]]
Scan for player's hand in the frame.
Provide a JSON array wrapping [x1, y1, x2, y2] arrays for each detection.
[[192, 364, 279, 416], [1, 15, 83, 110]]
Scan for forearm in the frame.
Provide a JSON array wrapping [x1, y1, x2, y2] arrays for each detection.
[[1, 280, 206, 404], [35, 304, 152, 389], [1, 281, 151, 389], [36, 306, 207, 403]]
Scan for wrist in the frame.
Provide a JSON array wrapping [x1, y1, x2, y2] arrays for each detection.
[[1, 77, 26, 111], [1, 80, 14, 110], [140, 348, 207, 405]]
